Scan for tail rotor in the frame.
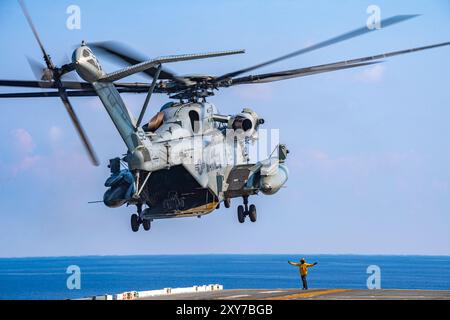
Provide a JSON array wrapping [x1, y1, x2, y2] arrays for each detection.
[[18, 0, 99, 166]]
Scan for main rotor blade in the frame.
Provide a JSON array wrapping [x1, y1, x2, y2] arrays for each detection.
[[0, 88, 167, 98], [58, 88, 99, 166], [0, 79, 92, 89], [230, 61, 382, 85], [0, 90, 98, 98], [215, 14, 420, 82], [228, 41, 450, 85], [90, 41, 178, 80], [0, 80, 168, 93], [18, 0, 54, 70]]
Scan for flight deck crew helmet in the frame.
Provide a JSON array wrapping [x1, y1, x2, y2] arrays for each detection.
[[300, 258, 305, 263]]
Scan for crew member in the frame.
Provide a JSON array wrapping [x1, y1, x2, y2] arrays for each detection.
[[288, 258, 317, 290]]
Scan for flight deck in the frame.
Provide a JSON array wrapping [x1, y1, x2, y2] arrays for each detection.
[[137, 288, 450, 300], [78, 285, 450, 300]]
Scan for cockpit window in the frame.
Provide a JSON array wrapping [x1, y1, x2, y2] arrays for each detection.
[[189, 110, 200, 133], [87, 59, 97, 67], [82, 49, 90, 58]]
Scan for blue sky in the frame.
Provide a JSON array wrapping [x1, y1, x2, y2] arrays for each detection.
[[0, 0, 449, 257]]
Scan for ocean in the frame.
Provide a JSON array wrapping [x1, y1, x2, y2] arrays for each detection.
[[0, 254, 449, 300]]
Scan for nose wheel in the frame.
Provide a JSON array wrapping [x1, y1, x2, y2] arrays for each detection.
[[237, 196, 257, 223]]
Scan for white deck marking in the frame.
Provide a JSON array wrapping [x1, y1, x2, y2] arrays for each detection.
[[259, 291, 284, 294]]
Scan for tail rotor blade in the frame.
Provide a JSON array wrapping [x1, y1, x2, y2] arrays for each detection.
[[58, 88, 100, 166], [18, 0, 99, 166], [18, 0, 54, 70], [26, 56, 46, 80], [59, 54, 82, 87], [61, 71, 82, 88]]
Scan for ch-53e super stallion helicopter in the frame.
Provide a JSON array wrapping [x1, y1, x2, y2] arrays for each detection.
[[1, 1, 449, 231]]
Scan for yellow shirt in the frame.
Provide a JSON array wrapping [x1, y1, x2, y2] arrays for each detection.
[[289, 261, 315, 276]]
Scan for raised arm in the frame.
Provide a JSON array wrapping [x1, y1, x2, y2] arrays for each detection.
[[288, 261, 300, 266]]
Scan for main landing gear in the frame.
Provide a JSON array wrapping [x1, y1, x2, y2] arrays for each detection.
[[237, 196, 257, 223], [131, 205, 152, 232], [131, 214, 152, 232]]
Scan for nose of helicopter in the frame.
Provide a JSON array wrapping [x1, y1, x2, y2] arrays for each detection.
[[71, 42, 105, 82], [71, 45, 84, 64]]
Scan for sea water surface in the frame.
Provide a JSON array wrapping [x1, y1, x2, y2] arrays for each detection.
[[0, 254, 449, 299]]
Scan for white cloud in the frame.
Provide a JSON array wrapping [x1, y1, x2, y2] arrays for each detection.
[[12, 154, 41, 174], [12, 128, 35, 154], [10, 129, 41, 174], [49, 126, 63, 144], [355, 64, 385, 83], [7, 127, 94, 177]]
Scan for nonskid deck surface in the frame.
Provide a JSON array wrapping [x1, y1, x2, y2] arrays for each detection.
[[137, 288, 450, 300]]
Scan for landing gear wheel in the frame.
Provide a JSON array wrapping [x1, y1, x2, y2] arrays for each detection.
[[224, 198, 231, 208], [237, 205, 245, 223], [249, 204, 257, 222], [142, 219, 151, 231], [131, 214, 140, 232]]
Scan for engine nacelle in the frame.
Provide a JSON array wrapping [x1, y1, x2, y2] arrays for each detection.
[[229, 108, 264, 137], [260, 164, 289, 195]]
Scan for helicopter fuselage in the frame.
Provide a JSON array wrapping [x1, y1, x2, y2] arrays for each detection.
[[102, 100, 288, 220]]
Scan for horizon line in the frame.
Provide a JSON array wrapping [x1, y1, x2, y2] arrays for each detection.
[[1, 252, 449, 259]]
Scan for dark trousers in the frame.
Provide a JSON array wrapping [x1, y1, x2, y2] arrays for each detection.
[[301, 275, 308, 290]]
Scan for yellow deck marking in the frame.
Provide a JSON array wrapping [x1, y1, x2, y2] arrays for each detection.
[[263, 289, 349, 300]]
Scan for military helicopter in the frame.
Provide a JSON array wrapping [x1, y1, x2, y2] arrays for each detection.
[[1, 1, 449, 231]]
